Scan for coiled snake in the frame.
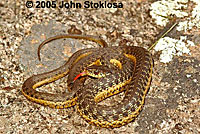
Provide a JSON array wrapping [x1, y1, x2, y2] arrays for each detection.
[[22, 34, 153, 128]]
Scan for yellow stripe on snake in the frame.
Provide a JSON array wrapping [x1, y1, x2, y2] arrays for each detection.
[[22, 34, 153, 128]]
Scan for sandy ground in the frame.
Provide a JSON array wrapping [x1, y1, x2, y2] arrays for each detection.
[[0, 0, 199, 134]]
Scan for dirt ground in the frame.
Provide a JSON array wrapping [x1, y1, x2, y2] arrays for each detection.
[[0, 0, 199, 134]]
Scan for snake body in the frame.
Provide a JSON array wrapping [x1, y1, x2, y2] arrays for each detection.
[[75, 46, 153, 128], [22, 34, 153, 128]]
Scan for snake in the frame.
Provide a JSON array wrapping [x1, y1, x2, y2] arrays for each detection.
[[22, 34, 153, 128]]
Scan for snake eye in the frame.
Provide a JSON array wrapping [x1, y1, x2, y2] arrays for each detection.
[[94, 70, 99, 75]]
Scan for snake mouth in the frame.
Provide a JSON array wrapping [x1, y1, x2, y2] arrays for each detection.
[[73, 71, 87, 82]]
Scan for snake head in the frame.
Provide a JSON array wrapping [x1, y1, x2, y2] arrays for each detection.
[[73, 65, 113, 83]]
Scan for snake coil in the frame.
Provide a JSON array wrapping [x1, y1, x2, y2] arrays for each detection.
[[22, 34, 153, 128]]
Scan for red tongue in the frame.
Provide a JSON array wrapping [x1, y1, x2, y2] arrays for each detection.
[[73, 71, 86, 82]]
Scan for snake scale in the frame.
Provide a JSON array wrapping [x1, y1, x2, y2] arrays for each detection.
[[22, 34, 153, 128]]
